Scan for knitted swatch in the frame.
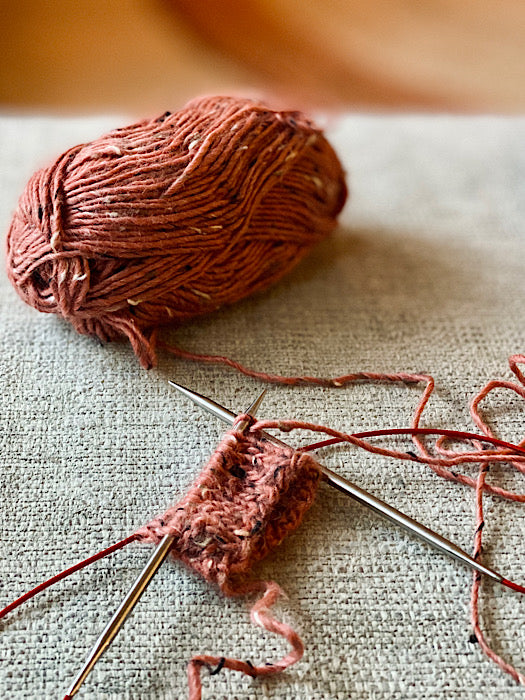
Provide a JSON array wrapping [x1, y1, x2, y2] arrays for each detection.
[[135, 419, 321, 699]]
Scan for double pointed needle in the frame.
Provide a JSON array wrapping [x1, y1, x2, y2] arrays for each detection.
[[66, 382, 523, 698], [64, 390, 266, 699], [167, 382, 515, 589]]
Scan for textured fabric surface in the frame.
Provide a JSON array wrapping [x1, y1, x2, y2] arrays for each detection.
[[1, 112, 525, 699]]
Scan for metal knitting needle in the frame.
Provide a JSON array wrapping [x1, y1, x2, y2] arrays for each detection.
[[64, 389, 267, 699], [168, 381, 513, 589]]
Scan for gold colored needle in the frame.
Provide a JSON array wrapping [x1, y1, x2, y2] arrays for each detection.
[[64, 389, 266, 698]]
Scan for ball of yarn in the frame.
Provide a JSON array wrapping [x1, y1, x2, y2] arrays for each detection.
[[6, 96, 347, 368]]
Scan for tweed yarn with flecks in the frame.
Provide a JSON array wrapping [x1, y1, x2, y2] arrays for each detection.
[[6, 95, 347, 369], [135, 418, 321, 699], [135, 418, 321, 595]]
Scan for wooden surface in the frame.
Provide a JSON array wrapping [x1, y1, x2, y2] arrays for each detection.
[[1, 0, 525, 114]]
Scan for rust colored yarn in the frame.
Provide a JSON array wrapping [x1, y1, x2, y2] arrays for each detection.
[[3, 359, 525, 696], [6, 95, 347, 369], [136, 418, 321, 594], [136, 419, 321, 699]]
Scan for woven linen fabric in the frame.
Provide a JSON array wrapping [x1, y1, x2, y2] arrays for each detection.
[[1, 112, 525, 700]]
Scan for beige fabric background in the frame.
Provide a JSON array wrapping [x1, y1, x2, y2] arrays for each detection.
[[1, 111, 525, 699]]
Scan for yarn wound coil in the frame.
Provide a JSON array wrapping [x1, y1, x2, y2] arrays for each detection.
[[6, 95, 347, 369]]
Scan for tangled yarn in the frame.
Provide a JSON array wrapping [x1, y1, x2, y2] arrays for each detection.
[[6, 95, 347, 369]]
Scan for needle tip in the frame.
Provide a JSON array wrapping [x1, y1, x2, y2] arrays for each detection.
[[245, 388, 267, 417], [168, 380, 191, 397]]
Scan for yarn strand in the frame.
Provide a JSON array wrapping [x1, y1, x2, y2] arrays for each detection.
[[3, 353, 525, 693], [187, 581, 304, 700], [0, 535, 138, 621]]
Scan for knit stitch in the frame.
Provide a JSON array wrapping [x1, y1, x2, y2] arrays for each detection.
[[135, 418, 321, 698], [136, 418, 321, 594]]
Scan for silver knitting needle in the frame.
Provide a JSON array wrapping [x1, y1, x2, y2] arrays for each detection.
[[64, 389, 267, 699], [168, 381, 512, 589]]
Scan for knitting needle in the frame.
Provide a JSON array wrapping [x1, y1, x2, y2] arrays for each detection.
[[64, 390, 267, 699], [168, 381, 514, 590]]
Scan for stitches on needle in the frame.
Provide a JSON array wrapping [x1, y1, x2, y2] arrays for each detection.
[[2, 357, 525, 694], [135, 421, 321, 698]]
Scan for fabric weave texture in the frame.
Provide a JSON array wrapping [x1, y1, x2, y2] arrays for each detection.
[[1, 112, 525, 699]]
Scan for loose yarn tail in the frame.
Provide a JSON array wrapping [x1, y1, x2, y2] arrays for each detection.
[[160, 339, 435, 390], [187, 580, 303, 700], [469, 462, 525, 685], [0, 535, 138, 621], [164, 342, 525, 687]]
